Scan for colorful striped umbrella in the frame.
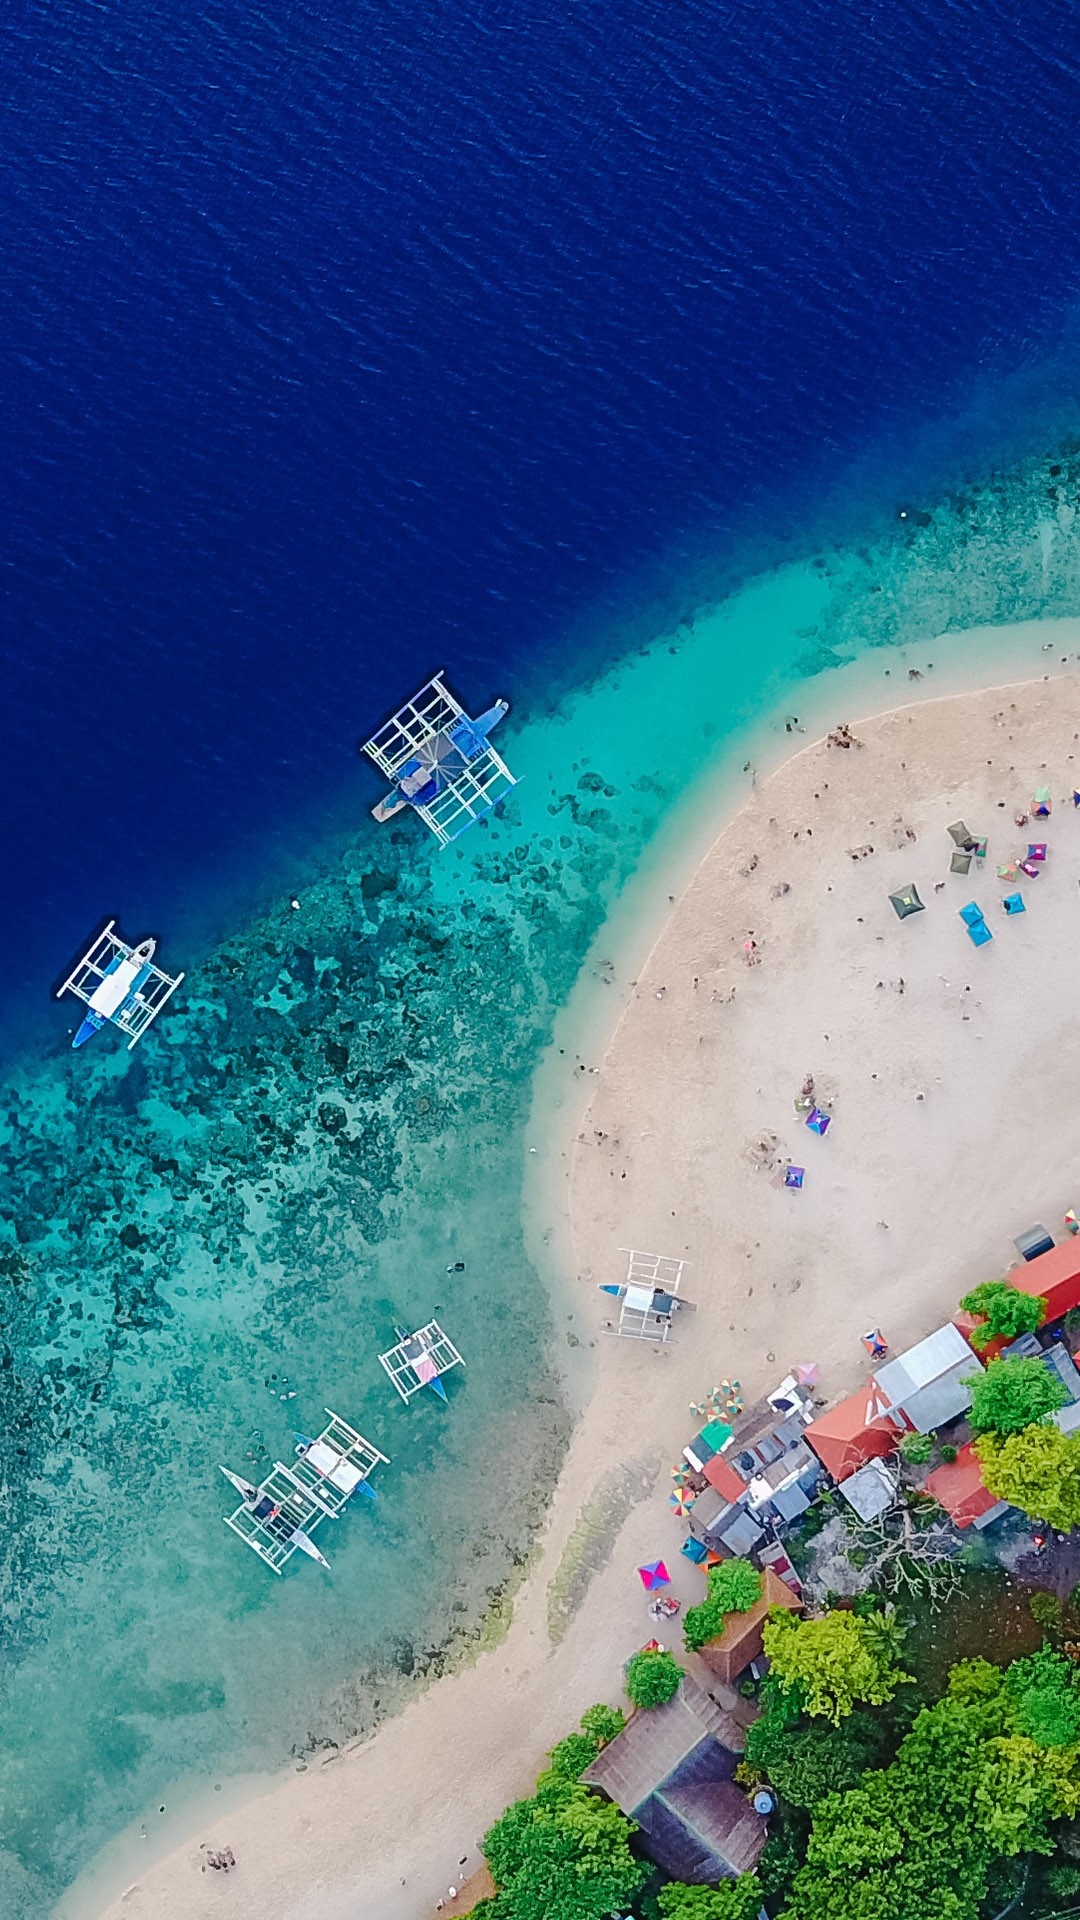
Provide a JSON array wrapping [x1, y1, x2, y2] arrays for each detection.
[[668, 1490, 694, 1516]]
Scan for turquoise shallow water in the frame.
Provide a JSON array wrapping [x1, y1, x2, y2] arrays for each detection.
[[7, 439, 1080, 1916]]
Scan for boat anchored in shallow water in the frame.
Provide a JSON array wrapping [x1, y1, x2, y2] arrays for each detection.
[[360, 671, 517, 846], [379, 1320, 465, 1403], [221, 1409, 389, 1575], [57, 920, 184, 1049]]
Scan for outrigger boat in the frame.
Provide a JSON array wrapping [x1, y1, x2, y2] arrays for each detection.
[[57, 920, 184, 1050], [379, 1320, 465, 1404], [599, 1250, 694, 1343], [360, 672, 517, 846], [221, 1409, 388, 1575]]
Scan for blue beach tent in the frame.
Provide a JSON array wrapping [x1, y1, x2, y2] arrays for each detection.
[[966, 918, 993, 947], [958, 901, 985, 928], [1003, 892, 1026, 915]]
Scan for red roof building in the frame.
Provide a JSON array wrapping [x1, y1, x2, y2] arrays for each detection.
[[1008, 1241, 1080, 1323], [702, 1454, 746, 1504], [924, 1441, 1009, 1530], [956, 1242, 1080, 1358], [805, 1389, 899, 1483]]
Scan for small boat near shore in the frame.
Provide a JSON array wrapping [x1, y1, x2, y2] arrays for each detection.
[[360, 672, 517, 846], [379, 1320, 465, 1403], [56, 920, 184, 1049], [221, 1410, 389, 1575]]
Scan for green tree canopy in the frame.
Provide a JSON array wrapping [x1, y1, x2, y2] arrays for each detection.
[[684, 1559, 763, 1651], [1004, 1646, 1080, 1750], [976, 1423, 1080, 1531], [658, 1872, 764, 1919], [763, 1606, 911, 1725], [482, 1773, 647, 1920], [966, 1355, 1069, 1436], [625, 1647, 683, 1710], [578, 1702, 625, 1747], [777, 1659, 1080, 1920], [959, 1280, 1045, 1349], [745, 1701, 888, 1808]]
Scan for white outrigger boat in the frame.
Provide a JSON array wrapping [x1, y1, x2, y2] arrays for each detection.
[[221, 1410, 388, 1575], [379, 1321, 465, 1403], [360, 672, 517, 846], [57, 920, 184, 1049]]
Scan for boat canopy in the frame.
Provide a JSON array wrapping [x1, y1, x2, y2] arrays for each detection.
[[361, 673, 517, 845], [57, 920, 184, 1048], [379, 1319, 465, 1402]]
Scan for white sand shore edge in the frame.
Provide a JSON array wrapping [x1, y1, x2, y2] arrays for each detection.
[[70, 646, 1080, 1920]]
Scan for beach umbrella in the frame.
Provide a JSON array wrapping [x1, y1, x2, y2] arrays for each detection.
[[795, 1362, 819, 1386], [668, 1491, 694, 1516], [637, 1559, 671, 1590], [888, 885, 924, 920]]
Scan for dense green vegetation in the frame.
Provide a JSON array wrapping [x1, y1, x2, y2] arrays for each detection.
[[960, 1280, 1046, 1349], [683, 1559, 763, 1651], [977, 1423, 1080, 1530], [625, 1647, 684, 1709], [657, 1875, 765, 1919], [479, 1702, 644, 1919], [967, 1356, 1069, 1436], [762, 1603, 912, 1724]]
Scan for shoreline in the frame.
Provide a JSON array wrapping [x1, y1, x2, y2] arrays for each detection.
[[70, 636, 1080, 1920]]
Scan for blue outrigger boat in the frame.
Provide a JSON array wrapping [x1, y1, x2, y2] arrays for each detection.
[[56, 921, 184, 1050], [361, 673, 517, 846]]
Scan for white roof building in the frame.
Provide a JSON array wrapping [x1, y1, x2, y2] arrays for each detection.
[[874, 1323, 984, 1435]]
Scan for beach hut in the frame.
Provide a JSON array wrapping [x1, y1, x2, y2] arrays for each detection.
[[837, 1456, 898, 1521], [804, 1388, 900, 1483], [889, 884, 924, 920], [695, 1567, 803, 1687], [873, 1323, 984, 1434], [581, 1677, 766, 1886], [925, 1442, 1011, 1531]]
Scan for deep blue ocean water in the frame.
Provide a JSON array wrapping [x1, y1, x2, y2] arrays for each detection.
[[6, 0, 1080, 1043]]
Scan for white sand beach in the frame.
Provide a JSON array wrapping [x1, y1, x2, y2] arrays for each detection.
[[77, 663, 1080, 1920]]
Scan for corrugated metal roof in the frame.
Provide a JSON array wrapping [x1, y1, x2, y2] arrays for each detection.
[[875, 1323, 981, 1402]]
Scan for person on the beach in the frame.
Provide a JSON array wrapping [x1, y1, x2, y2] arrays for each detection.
[[863, 1329, 888, 1361]]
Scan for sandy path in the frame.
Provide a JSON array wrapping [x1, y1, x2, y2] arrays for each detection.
[[79, 673, 1080, 1920]]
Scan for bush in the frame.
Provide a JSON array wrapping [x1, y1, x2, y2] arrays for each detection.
[[579, 1702, 625, 1747], [625, 1648, 683, 1710], [967, 1355, 1069, 1436], [959, 1280, 1045, 1349], [1030, 1591, 1061, 1631], [899, 1431, 933, 1465], [940, 1443, 958, 1463], [544, 1731, 602, 1780], [745, 1703, 886, 1808], [657, 1874, 764, 1920], [684, 1558, 763, 1651]]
